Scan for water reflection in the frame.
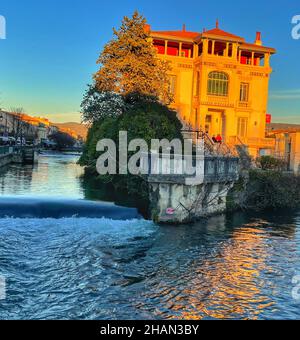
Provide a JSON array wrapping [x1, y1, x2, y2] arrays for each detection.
[[131, 215, 299, 320], [0, 154, 148, 215], [0, 154, 84, 198]]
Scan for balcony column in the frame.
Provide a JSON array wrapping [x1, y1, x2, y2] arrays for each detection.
[[238, 49, 242, 63], [264, 53, 270, 67], [212, 40, 216, 55], [164, 40, 168, 55], [193, 44, 199, 58], [203, 39, 208, 56], [225, 42, 229, 57], [233, 44, 238, 60], [251, 52, 255, 66], [179, 42, 183, 57]]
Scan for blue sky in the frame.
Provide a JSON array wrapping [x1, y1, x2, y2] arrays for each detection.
[[0, 0, 299, 123]]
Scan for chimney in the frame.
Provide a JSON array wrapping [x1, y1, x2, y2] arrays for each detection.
[[255, 31, 262, 45], [182, 24, 186, 32], [144, 24, 151, 33]]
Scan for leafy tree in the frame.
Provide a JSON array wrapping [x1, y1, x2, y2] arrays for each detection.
[[81, 85, 125, 124], [49, 132, 76, 150], [80, 95, 182, 171], [79, 117, 118, 168], [79, 12, 182, 205], [94, 11, 173, 104]]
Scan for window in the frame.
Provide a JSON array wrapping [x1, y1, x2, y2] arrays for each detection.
[[207, 72, 229, 96], [240, 83, 249, 102], [237, 118, 248, 138]]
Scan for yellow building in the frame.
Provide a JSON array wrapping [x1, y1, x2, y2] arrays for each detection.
[[149, 22, 276, 157]]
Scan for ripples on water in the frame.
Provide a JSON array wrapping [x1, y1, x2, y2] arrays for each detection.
[[0, 213, 300, 320], [0, 154, 300, 320]]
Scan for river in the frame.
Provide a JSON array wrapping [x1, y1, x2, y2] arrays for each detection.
[[0, 153, 299, 320]]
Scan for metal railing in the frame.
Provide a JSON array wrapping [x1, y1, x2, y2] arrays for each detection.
[[182, 129, 238, 157]]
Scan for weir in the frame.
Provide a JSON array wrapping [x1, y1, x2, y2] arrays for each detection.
[[0, 197, 142, 220]]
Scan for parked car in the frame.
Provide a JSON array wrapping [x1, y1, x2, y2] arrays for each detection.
[[16, 137, 26, 146], [8, 137, 16, 146]]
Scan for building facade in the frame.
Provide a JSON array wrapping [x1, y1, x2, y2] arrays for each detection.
[[149, 22, 276, 157], [272, 131, 300, 174]]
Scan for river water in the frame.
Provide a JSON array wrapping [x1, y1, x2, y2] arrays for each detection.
[[0, 153, 299, 320]]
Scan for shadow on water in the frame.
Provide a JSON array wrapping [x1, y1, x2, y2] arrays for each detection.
[[80, 175, 150, 219]]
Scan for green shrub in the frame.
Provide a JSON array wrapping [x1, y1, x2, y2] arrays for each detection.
[[256, 155, 287, 171], [246, 170, 300, 210]]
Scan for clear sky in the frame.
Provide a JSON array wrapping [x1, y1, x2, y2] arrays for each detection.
[[0, 0, 299, 123]]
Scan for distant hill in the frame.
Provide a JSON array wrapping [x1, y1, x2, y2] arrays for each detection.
[[54, 122, 89, 139], [269, 123, 300, 132]]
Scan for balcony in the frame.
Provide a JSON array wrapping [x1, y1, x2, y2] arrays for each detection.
[[247, 137, 275, 148], [201, 95, 234, 108], [237, 101, 251, 109], [229, 136, 275, 149]]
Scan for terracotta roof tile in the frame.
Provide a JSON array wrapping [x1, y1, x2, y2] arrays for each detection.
[[241, 42, 276, 53], [203, 28, 244, 41], [151, 30, 200, 39]]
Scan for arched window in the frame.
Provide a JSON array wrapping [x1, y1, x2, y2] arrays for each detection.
[[207, 72, 229, 96]]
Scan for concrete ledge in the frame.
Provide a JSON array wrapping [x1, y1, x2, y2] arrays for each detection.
[[0, 154, 13, 168], [0, 153, 23, 168]]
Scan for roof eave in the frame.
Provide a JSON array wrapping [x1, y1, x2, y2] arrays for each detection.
[[201, 33, 245, 43], [240, 44, 276, 54], [150, 32, 200, 43]]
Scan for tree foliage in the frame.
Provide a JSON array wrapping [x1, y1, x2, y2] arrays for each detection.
[[80, 94, 182, 170], [81, 85, 125, 124], [246, 170, 300, 210], [228, 169, 300, 212], [79, 12, 182, 203], [94, 11, 173, 104], [49, 132, 76, 150], [256, 155, 287, 171]]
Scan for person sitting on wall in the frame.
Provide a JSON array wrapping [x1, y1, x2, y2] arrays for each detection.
[[216, 134, 222, 144]]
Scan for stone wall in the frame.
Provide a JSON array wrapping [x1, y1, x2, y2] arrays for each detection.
[[149, 181, 235, 224], [144, 153, 240, 224], [0, 154, 13, 168]]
